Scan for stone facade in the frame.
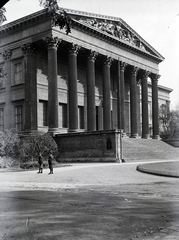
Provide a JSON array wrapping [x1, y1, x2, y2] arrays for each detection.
[[0, 9, 172, 140]]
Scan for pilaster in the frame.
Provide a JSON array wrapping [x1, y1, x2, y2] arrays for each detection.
[[3, 49, 12, 130]]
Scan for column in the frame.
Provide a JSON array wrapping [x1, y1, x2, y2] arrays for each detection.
[[136, 80, 141, 136], [117, 61, 127, 133], [151, 74, 160, 139], [68, 43, 80, 132], [87, 50, 98, 131], [103, 56, 113, 130], [21, 43, 37, 132], [141, 70, 150, 138], [46, 36, 61, 134], [3, 50, 12, 130], [130, 66, 139, 138]]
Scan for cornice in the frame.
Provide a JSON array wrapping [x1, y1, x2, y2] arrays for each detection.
[[0, 9, 48, 36], [63, 8, 164, 62], [0, 7, 164, 64], [72, 19, 163, 64]]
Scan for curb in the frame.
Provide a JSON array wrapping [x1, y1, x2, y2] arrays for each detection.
[[136, 161, 179, 178]]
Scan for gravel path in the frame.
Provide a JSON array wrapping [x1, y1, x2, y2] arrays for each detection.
[[1, 161, 179, 240]]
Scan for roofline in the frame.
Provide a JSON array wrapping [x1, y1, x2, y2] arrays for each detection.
[[0, 8, 164, 62], [63, 8, 165, 61]]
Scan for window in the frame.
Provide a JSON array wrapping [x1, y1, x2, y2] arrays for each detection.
[[0, 67, 5, 88], [0, 108, 4, 131], [14, 62, 23, 84], [38, 101, 48, 126], [15, 105, 23, 131], [78, 106, 84, 129], [59, 103, 67, 128]]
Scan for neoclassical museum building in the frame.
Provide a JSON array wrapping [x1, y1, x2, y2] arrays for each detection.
[[0, 8, 172, 160]]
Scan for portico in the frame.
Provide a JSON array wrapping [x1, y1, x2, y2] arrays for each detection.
[[0, 8, 165, 143]]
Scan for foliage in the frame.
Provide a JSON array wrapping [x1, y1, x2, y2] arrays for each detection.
[[159, 104, 179, 140], [0, 7, 6, 26], [19, 133, 58, 162], [40, 0, 71, 34], [0, 0, 71, 34], [0, 129, 20, 158]]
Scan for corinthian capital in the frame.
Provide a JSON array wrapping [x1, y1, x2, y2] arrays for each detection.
[[45, 36, 61, 48], [142, 70, 150, 79], [104, 56, 113, 66], [21, 43, 36, 55], [3, 49, 12, 61], [120, 61, 127, 71], [131, 66, 139, 76], [68, 43, 81, 54], [88, 50, 98, 61], [150, 73, 161, 83]]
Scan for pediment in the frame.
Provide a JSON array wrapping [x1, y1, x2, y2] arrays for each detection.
[[65, 9, 164, 61]]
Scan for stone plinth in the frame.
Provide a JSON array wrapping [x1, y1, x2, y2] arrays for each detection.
[[54, 130, 122, 162]]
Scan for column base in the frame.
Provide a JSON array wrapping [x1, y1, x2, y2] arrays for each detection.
[[152, 135, 161, 140], [142, 134, 150, 139], [48, 128, 60, 136], [130, 133, 139, 138], [68, 128, 79, 133]]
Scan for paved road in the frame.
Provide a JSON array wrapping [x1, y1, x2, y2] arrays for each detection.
[[1, 161, 179, 239]]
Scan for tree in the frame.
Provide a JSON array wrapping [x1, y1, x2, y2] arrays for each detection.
[[0, 0, 71, 34], [159, 104, 179, 140]]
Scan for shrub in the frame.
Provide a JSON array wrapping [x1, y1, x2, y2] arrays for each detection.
[[0, 129, 20, 158], [19, 133, 58, 163]]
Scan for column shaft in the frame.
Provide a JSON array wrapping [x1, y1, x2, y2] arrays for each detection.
[[152, 74, 160, 139], [136, 81, 141, 136], [68, 44, 80, 132], [118, 61, 127, 132], [103, 57, 112, 130], [46, 37, 60, 133], [141, 71, 150, 138], [130, 67, 139, 138], [22, 44, 37, 132], [87, 51, 97, 131]]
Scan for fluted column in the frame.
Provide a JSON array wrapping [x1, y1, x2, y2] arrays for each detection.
[[136, 80, 141, 136], [103, 56, 113, 130], [151, 74, 160, 139], [3, 50, 12, 130], [117, 61, 127, 132], [68, 43, 80, 132], [141, 70, 150, 138], [130, 66, 139, 138], [46, 36, 61, 134], [87, 50, 98, 131], [21, 43, 37, 132]]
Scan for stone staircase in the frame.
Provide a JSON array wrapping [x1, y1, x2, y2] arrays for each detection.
[[121, 138, 179, 162]]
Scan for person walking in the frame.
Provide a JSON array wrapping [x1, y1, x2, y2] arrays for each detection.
[[38, 153, 43, 173], [48, 152, 54, 174]]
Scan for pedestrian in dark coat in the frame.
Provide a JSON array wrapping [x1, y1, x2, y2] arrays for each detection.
[[48, 152, 54, 174], [38, 153, 43, 173]]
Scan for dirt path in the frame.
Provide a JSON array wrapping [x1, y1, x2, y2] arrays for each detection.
[[1, 162, 179, 240]]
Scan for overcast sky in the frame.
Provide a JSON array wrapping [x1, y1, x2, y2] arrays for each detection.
[[3, 0, 179, 108]]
